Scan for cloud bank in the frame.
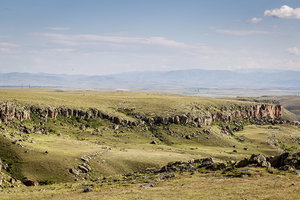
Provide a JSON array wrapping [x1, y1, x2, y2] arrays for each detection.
[[0, 42, 18, 47], [0, 42, 18, 53], [34, 33, 189, 48]]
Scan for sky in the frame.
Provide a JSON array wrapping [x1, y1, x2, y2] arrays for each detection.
[[0, 0, 300, 75]]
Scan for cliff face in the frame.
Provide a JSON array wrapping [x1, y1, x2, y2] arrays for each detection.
[[145, 104, 283, 126], [212, 104, 283, 122], [0, 102, 139, 126], [0, 103, 30, 124], [0, 102, 283, 126]]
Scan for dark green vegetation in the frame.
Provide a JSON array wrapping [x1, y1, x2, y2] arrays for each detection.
[[0, 89, 299, 199]]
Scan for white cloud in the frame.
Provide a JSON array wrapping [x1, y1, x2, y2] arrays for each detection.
[[46, 27, 71, 31], [33, 33, 188, 48], [53, 48, 75, 53], [264, 5, 300, 19], [287, 47, 300, 56], [0, 42, 18, 47], [215, 29, 269, 36], [0, 48, 11, 53], [248, 17, 263, 23], [0, 42, 18, 53]]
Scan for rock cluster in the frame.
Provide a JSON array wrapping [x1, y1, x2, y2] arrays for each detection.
[[124, 152, 300, 183], [70, 162, 92, 177], [236, 152, 300, 170], [69, 152, 103, 179], [158, 157, 226, 173]]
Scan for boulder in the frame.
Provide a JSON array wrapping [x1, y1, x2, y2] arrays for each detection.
[[23, 179, 38, 186], [269, 152, 290, 168], [269, 152, 300, 170], [206, 163, 227, 171], [69, 168, 80, 176], [150, 140, 157, 144], [174, 116, 180, 124], [236, 158, 250, 168], [249, 154, 271, 168], [78, 165, 89, 173], [82, 163, 91, 171], [83, 186, 93, 193]]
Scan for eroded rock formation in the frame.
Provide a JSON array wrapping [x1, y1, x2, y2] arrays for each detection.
[[0, 103, 30, 123], [143, 104, 283, 126], [0, 102, 284, 127]]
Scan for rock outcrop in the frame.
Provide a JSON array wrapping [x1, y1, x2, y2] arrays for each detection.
[[0, 102, 137, 126], [143, 104, 283, 126], [0, 103, 30, 124], [236, 152, 300, 170], [0, 102, 285, 127]]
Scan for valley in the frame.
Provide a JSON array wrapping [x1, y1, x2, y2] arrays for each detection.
[[0, 89, 299, 199]]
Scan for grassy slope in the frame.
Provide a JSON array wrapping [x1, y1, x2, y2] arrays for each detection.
[[275, 96, 300, 120], [0, 89, 257, 118], [1, 114, 299, 184], [1, 169, 299, 200]]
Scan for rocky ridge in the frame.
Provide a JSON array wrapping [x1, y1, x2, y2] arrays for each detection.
[[0, 102, 287, 128]]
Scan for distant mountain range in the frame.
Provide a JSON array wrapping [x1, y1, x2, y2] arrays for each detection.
[[0, 69, 300, 96]]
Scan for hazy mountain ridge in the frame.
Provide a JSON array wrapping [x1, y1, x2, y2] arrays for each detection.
[[1, 70, 300, 91]]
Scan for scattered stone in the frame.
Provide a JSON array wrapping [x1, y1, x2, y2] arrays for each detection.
[[9, 178, 15, 184], [113, 125, 119, 130], [236, 158, 250, 168], [80, 125, 86, 130], [150, 140, 157, 144], [80, 157, 89, 163], [83, 186, 93, 193], [82, 163, 91, 171], [23, 179, 37, 186], [78, 165, 89, 173], [69, 168, 80, 176]]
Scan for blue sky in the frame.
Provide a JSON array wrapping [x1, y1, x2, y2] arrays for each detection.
[[0, 0, 300, 75]]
